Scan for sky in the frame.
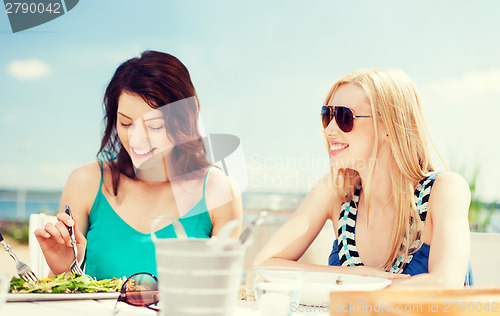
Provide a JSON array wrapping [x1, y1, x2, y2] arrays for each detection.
[[0, 1, 499, 202]]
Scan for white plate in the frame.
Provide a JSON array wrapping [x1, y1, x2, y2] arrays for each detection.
[[300, 272, 391, 306], [7, 291, 120, 302]]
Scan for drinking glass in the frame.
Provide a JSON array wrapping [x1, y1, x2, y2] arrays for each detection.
[[252, 267, 306, 316]]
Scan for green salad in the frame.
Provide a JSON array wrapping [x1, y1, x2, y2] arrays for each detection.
[[9, 272, 124, 294]]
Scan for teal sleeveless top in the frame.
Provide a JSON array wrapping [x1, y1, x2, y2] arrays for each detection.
[[85, 162, 213, 280]]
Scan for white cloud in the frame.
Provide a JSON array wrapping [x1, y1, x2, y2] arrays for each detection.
[[426, 69, 500, 104], [6, 59, 52, 80]]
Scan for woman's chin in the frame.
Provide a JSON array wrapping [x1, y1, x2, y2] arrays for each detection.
[[329, 158, 346, 170], [133, 154, 160, 170]]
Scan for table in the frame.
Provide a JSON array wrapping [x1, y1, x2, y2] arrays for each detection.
[[4, 288, 499, 316], [329, 288, 500, 316], [1, 299, 329, 316]]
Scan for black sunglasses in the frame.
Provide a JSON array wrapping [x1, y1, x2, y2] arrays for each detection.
[[114, 272, 159, 314], [321, 105, 371, 132]]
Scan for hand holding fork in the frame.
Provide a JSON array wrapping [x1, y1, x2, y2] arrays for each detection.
[[34, 205, 86, 276]]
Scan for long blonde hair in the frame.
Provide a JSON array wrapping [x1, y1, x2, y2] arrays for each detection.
[[324, 68, 437, 271]]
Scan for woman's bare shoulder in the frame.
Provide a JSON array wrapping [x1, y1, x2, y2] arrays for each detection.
[[203, 167, 240, 208], [431, 171, 470, 199], [205, 166, 227, 182], [433, 171, 468, 187], [428, 171, 471, 216], [67, 161, 103, 185], [204, 167, 239, 192], [60, 161, 104, 215], [63, 161, 104, 199]]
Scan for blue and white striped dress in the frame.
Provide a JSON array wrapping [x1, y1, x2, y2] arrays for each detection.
[[328, 172, 473, 285]]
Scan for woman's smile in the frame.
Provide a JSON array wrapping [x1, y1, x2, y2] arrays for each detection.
[[131, 146, 157, 159], [329, 142, 349, 156]]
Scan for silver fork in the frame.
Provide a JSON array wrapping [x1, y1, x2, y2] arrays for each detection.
[[64, 205, 84, 275], [0, 231, 38, 283]]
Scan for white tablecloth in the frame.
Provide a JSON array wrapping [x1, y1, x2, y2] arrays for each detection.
[[2, 299, 329, 316]]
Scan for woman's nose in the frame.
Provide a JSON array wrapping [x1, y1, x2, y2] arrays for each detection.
[[128, 121, 149, 146], [324, 117, 341, 135]]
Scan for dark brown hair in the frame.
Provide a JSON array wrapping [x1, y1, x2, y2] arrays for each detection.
[[98, 50, 210, 195]]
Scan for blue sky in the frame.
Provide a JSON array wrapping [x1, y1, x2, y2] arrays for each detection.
[[1, 1, 499, 202]]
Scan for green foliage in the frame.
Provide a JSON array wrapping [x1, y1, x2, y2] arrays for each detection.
[[8, 275, 25, 292], [1, 221, 29, 244], [467, 169, 497, 232]]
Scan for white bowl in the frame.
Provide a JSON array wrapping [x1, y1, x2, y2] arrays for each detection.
[[299, 272, 391, 306]]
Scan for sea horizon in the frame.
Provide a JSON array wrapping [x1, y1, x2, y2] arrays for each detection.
[[0, 188, 307, 221]]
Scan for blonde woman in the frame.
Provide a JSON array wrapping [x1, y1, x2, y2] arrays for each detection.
[[252, 68, 472, 287]]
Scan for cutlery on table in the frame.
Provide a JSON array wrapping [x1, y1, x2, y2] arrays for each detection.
[[0, 231, 38, 282], [64, 205, 84, 275], [239, 211, 268, 246]]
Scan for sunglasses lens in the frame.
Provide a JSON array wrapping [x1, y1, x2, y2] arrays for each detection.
[[321, 106, 354, 132], [335, 106, 354, 132], [123, 273, 159, 306], [321, 106, 332, 128]]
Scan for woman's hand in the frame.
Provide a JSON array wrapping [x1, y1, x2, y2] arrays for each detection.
[[34, 212, 87, 275]]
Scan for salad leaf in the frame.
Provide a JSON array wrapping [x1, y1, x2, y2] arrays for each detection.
[[9, 273, 124, 294], [9, 276, 25, 291]]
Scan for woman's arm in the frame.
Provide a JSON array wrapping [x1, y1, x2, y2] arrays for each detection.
[[250, 174, 409, 281], [206, 167, 243, 238], [251, 174, 334, 267], [391, 171, 471, 287], [34, 161, 101, 275]]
